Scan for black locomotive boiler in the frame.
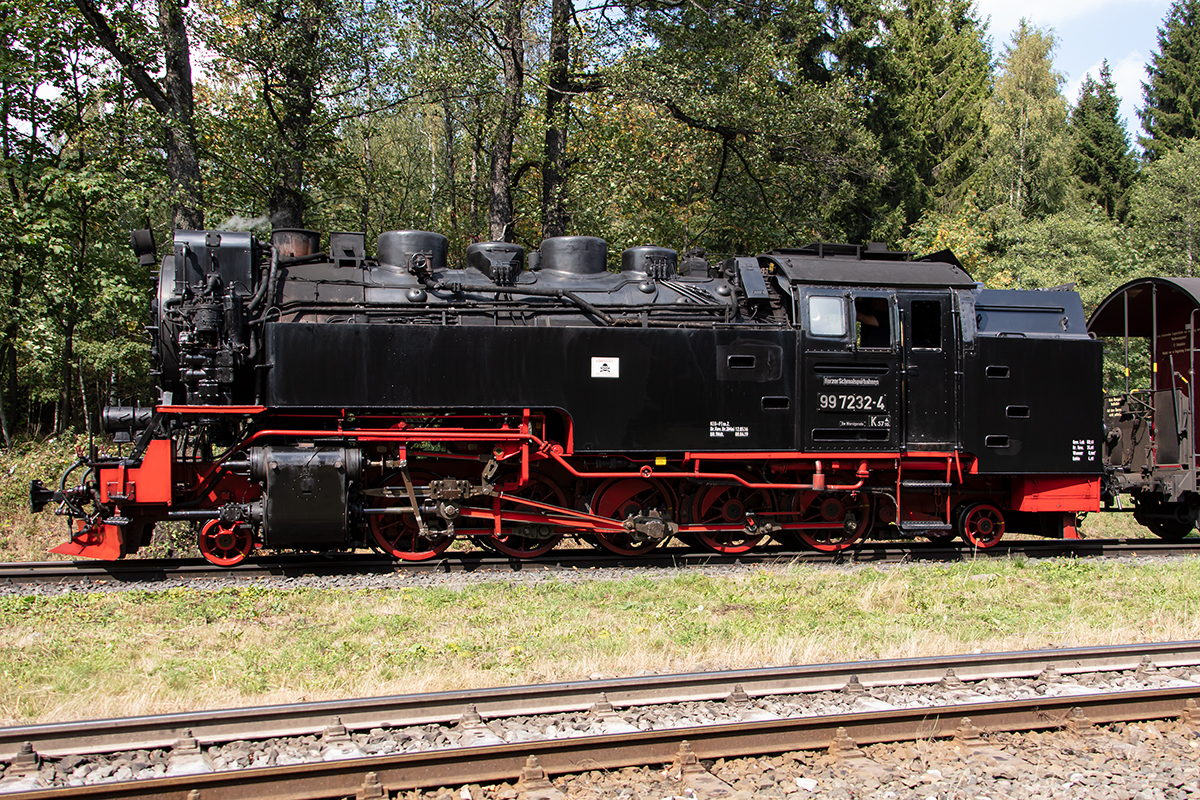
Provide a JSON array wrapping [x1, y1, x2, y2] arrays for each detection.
[[31, 228, 1112, 565]]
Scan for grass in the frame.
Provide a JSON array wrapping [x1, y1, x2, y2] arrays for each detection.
[[2, 557, 1200, 725], [0, 437, 79, 562]]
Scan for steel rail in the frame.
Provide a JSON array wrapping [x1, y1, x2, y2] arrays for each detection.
[[3, 685, 1197, 800], [2, 538, 1199, 585], [2, 640, 1200, 762]]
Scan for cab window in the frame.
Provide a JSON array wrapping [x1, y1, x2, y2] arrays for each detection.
[[911, 299, 943, 349], [854, 296, 891, 348], [808, 296, 846, 338]]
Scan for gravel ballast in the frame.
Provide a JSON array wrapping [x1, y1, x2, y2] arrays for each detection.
[[397, 721, 1200, 800]]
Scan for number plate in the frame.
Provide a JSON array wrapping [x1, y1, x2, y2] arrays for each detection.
[[817, 393, 887, 413]]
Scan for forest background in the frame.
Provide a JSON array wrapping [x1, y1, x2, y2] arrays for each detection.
[[5, 0, 1200, 442]]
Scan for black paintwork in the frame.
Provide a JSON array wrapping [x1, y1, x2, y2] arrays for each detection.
[[124, 229, 1113, 553], [962, 336, 1103, 474], [154, 230, 1105, 474], [251, 445, 361, 547], [900, 292, 956, 449], [266, 323, 797, 453]]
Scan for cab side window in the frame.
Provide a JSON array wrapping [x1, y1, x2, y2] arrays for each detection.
[[911, 299, 943, 349], [854, 296, 891, 348], [808, 296, 847, 338]]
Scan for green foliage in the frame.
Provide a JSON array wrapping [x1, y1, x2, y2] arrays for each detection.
[[588, 0, 886, 252], [985, 207, 1135, 309], [981, 20, 1073, 220], [1129, 137, 1200, 276], [1140, 0, 1200, 161], [199, 0, 405, 228], [1071, 61, 1136, 220], [870, 0, 992, 232], [0, 435, 88, 511], [899, 199, 995, 278], [0, 0, 157, 437]]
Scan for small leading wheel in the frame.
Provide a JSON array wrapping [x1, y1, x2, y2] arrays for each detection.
[[488, 472, 568, 558], [590, 478, 675, 556], [369, 470, 453, 561], [958, 502, 1005, 548], [690, 476, 773, 554], [782, 491, 873, 552], [199, 520, 253, 566]]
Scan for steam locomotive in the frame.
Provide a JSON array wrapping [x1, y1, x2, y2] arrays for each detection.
[[31, 224, 1180, 565]]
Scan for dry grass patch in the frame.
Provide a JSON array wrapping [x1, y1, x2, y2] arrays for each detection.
[[2, 558, 1200, 724]]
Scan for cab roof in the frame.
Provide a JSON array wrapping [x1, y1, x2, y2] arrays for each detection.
[[762, 243, 977, 289]]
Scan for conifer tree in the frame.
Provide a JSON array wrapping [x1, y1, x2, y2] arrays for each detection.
[[1072, 61, 1136, 219], [1139, 0, 1200, 160], [872, 0, 991, 231]]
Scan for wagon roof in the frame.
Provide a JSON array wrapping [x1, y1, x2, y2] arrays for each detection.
[[1088, 276, 1200, 337]]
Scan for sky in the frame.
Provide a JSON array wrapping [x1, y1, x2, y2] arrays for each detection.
[[974, 0, 1174, 144]]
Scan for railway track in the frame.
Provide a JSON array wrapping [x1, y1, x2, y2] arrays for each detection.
[[2, 641, 1200, 798], [2, 538, 1198, 586]]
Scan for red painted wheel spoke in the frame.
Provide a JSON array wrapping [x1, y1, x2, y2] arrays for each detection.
[[959, 503, 1005, 549], [691, 477, 771, 554], [199, 520, 253, 567], [591, 478, 675, 556], [369, 470, 452, 561], [487, 473, 567, 558], [783, 491, 872, 552]]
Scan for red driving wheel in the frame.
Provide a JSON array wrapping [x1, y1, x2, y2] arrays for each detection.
[[690, 475, 773, 554], [958, 503, 1005, 548], [488, 472, 568, 558], [783, 491, 873, 552], [590, 478, 675, 556], [369, 470, 453, 561], [198, 520, 253, 567]]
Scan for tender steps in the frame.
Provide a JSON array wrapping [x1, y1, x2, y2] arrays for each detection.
[[896, 519, 953, 532]]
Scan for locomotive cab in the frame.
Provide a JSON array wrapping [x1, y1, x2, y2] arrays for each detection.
[[762, 244, 972, 453]]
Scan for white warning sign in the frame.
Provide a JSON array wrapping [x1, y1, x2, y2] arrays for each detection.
[[591, 357, 620, 378]]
